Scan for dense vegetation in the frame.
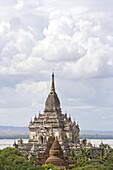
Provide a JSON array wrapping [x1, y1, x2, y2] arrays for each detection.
[[70, 146, 113, 169], [0, 147, 113, 169], [0, 147, 59, 170], [0, 147, 37, 170]]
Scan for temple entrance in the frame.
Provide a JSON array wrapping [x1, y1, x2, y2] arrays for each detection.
[[39, 136, 43, 144]]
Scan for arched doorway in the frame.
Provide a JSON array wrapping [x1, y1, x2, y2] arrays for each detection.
[[39, 136, 43, 144]]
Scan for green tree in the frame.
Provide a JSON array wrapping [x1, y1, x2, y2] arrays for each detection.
[[74, 158, 85, 168], [0, 147, 38, 170], [42, 163, 60, 170], [70, 149, 76, 160], [100, 148, 105, 159]]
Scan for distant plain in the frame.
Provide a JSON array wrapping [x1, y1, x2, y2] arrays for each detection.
[[0, 126, 113, 139]]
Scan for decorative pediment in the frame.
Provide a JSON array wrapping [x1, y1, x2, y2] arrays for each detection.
[[37, 126, 47, 133]]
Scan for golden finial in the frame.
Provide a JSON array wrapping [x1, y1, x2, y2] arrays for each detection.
[[34, 114, 37, 121], [51, 71, 55, 93], [74, 118, 76, 125], [69, 114, 71, 121], [30, 118, 32, 124]]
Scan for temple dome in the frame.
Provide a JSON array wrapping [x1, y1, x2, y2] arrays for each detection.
[[44, 73, 61, 112], [45, 136, 68, 168]]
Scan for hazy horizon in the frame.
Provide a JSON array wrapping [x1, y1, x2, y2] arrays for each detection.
[[0, 125, 113, 132]]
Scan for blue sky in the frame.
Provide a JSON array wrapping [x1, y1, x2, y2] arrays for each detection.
[[0, 0, 113, 130]]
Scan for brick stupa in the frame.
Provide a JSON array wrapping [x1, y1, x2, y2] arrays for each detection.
[[45, 136, 68, 169]]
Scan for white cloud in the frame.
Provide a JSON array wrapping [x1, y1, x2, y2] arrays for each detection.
[[0, 81, 49, 108], [0, 1, 113, 78], [0, 0, 113, 130], [15, 0, 40, 11]]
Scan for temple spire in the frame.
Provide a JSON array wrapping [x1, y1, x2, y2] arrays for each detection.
[[51, 72, 55, 93]]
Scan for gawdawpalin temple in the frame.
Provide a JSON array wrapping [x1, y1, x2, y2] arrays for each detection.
[[14, 73, 80, 156], [29, 73, 80, 145], [13, 73, 110, 169]]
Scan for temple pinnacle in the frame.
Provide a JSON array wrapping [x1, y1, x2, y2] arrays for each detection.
[[51, 72, 55, 93]]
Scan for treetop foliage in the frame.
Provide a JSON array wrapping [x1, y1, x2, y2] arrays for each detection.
[[0, 147, 113, 170]]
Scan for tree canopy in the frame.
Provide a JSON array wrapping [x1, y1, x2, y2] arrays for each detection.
[[0, 147, 113, 170], [0, 147, 60, 170]]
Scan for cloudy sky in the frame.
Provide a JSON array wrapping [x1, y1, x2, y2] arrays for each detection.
[[0, 0, 113, 130]]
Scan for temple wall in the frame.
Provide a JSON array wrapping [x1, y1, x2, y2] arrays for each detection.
[[29, 131, 36, 140]]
